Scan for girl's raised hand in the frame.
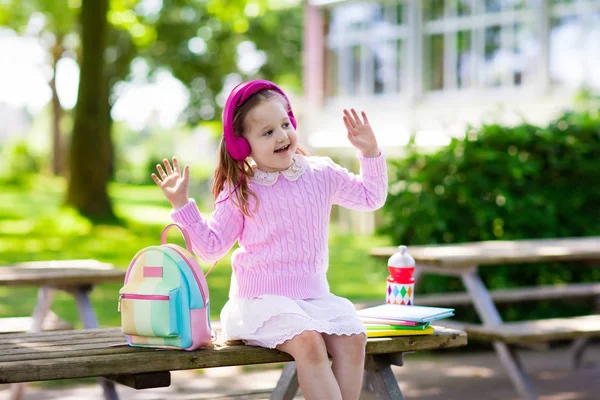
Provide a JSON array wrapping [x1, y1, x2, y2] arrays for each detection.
[[343, 109, 380, 158], [151, 157, 190, 210]]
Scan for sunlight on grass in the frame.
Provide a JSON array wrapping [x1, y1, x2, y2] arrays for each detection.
[[34, 209, 93, 235], [114, 204, 174, 225], [0, 219, 37, 235]]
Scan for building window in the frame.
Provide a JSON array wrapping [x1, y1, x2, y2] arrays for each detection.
[[423, 0, 539, 92], [326, 1, 408, 97], [323, 0, 600, 99], [549, 0, 600, 89]]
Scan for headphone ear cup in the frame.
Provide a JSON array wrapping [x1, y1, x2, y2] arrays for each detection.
[[228, 136, 251, 161]]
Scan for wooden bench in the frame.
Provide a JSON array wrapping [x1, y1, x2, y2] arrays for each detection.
[[370, 236, 600, 400], [398, 282, 600, 307], [0, 326, 467, 400], [0, 261, 125, 336], [439, 315, 600, 344], [0, 260, 126, 400]]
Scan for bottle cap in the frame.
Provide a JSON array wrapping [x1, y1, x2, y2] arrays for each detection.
[[388, 245, 415, 268]]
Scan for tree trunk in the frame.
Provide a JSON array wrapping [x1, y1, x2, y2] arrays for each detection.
[[49, 35, 64, 176], [66, 0, 114, 220]]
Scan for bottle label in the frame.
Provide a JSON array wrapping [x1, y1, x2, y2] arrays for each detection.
[[386, 282, 414, 305]]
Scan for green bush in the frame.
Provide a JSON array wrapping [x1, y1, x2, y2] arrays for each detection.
[[0, 140, 42, 186], [380, 110, 600, 321]]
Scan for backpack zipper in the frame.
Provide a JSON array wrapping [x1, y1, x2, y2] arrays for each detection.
[[124, 245, 208, 306], [118, 293, 170, 312]]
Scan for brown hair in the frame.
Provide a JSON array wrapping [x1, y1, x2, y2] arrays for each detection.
[[212, 90, 310, 216]]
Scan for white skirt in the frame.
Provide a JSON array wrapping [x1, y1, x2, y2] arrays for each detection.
[[219, 293, 366, 349]]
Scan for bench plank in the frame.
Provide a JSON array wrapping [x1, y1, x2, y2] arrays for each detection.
[[0, 327, 120, 341], [370, 237, 600, 268], [3, 340, 139, 359], [440, 315, 600, 343], [0, 334, 122, 349], [0, 326, 466, 384], [414, 283, 600, 306]]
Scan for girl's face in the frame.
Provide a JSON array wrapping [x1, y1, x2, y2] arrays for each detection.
[[244, 98, 298, 172]]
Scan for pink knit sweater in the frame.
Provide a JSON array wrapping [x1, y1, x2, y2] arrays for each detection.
[[171, 153, 388, 299]]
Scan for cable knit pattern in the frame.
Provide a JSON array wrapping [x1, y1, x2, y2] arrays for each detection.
[[171, 152, 388, 299]]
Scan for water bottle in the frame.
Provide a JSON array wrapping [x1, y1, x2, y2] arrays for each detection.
[[386, 245, 416, 305]]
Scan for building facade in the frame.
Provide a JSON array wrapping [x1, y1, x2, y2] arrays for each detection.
[[301, 0, 600, 233], [303, 0, 600, 156]]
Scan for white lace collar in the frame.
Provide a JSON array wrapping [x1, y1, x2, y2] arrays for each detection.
[[250, 155, 309, 186]]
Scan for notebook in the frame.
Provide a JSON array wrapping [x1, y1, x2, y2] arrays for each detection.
[[364, 323, 430, 331], [359, 317, 421, 327], [366, 326, 434, 338], [357, 304, 454, 323]]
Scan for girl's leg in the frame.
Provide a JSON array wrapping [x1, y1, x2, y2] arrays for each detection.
[[322, 333, 367, 400], [276, 330, 342, 400]]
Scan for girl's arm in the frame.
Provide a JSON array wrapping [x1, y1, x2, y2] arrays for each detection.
[[170, 190, 243, 261], [324, 108, 388, 210], [323, 153, 388, 211], [151, 158, 242, 261]]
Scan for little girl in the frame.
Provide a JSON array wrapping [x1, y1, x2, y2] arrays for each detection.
[[152, 80, 387, 400]]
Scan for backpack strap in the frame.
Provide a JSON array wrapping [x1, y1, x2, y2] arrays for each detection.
[[205, 260, 218, 277], [161, 223, 193, 253], [161, 223, 219, 278]]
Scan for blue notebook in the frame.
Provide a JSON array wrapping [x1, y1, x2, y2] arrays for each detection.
[[357, 304, 454, 323]]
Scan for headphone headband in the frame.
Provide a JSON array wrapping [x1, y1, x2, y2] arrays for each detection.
[[222, 80, 297, 161]]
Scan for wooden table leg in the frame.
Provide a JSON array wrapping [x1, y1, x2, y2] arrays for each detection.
[[461, 269, 538, 400], [364, 354, 406, 400], [271, 354, 408, 400], [571, 296, 600, 369], [270, 362, 299, 400], [10, 286, 55, 400], [72, 285, 120, 400], [570, 337, 589, 370]]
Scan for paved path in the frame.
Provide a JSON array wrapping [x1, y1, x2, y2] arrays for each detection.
[[1, 343, 598, 400]]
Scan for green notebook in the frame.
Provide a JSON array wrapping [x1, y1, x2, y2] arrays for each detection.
[[367, 326, 434, 338], [364, 322, 430, 331]]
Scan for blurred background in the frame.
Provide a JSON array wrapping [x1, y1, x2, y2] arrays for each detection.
[[0, 0, 599, 398], [0, 0, 599, 354]]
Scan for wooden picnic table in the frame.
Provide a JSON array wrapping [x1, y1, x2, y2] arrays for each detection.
[[0, 260, 126, 287], [370, 236, 600, 268], [370, 236, 600, 400], [0, 259, 126, 400], [0, 326, 467, 400]]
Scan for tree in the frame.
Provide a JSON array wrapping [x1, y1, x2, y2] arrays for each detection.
[[141, 0, 303, 126], [1, 0, 303, 221], [66, 0, 113, 219], [0, 0, 77, 175], [0, 0, 147, 178]]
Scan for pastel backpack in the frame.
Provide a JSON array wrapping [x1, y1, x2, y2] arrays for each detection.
[[118, 223, 215, 350]]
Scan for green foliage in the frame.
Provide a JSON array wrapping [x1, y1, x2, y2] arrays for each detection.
[[380, 110, 600, 320], [0, 0, 76, 31], [0, 140, 42, 186], [383, 110, 600, 244], [143, 0, 303, 126]]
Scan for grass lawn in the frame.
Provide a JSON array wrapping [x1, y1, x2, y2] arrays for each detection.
[[0, 175, 392, 328]]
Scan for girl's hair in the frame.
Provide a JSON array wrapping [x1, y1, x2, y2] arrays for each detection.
[[212, 89, 310, 216]]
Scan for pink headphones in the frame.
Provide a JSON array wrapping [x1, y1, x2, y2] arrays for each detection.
[[222, 80, 297, 161]]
